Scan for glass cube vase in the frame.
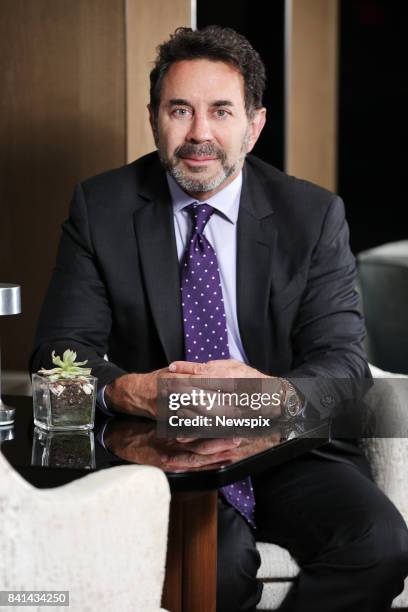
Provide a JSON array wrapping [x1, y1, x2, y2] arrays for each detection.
[[32, 373, 96, 431]]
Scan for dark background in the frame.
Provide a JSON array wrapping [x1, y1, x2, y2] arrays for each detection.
[[198, 0, 406, 255], [338, 0, 406, 253]]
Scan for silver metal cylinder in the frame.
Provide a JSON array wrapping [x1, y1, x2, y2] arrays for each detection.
[[0, 408, 15, 426], [0, 284, 22, 420], [0, 284, 21, 316]]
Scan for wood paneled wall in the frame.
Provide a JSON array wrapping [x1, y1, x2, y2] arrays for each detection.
[[285, 0, 338, 191], [0, 0, 191, 371]]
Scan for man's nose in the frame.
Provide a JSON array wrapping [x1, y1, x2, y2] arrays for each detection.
[[186, 113, 212, 143]]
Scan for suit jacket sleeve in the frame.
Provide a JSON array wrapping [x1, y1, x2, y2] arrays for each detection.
[[29, 183, 128, 388], [283, 195, 371, 415], [285, 195, 368, 377]]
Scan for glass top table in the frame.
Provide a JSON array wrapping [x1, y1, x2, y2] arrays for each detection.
[[1, 395, 330, 490]]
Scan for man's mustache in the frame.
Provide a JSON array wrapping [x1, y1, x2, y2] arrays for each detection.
[[175, 143, 226, 162]]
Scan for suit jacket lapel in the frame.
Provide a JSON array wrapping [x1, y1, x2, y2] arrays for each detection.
[[237, 161, 277, 373], [132, 158, 184, 364]]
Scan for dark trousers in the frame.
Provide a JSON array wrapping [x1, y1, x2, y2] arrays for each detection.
[[217, 445, 408, 612]]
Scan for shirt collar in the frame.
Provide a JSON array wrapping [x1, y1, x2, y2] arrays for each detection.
[[166, 169, 243, 224]]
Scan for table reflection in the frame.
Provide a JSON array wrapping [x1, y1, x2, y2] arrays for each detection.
[[0, 424, 14, 444], [101, 417, 310, 474], [32, 427, 96, 470]]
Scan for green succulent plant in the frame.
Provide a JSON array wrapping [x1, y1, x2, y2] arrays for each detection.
[[38, 349, 92, 382]]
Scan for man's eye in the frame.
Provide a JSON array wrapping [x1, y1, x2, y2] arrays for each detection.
[[215, 109, 229, 118], [173, 108, 190, 117]]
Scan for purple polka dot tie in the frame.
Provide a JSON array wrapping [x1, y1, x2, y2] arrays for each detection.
[[181, 202, 256, 528]]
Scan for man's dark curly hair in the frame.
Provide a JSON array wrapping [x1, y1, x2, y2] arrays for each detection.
[[149, 26, 266, 119]]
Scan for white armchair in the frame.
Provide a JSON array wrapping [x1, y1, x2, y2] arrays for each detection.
[[256, 364, 408, 609], [0, 452, 170, 612]]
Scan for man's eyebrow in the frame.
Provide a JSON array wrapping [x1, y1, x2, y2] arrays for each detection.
[[211, 100, 234, 107], [166, 98, 235, 107], [168, 98, 192, 107]]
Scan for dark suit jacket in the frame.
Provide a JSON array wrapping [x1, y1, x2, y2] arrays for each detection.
[[30, 152, 370, 411]]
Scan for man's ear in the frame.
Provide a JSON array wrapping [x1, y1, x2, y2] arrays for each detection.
[[147, 103, 159, 146], [147, 103, 154, 130], [246, 107, 267, 153]]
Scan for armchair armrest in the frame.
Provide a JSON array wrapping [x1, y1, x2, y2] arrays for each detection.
[[359, 365, 408, 520], [1, 457, 170, 612]]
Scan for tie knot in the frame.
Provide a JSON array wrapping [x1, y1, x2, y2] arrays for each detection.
[[186, 203, 214, 235]]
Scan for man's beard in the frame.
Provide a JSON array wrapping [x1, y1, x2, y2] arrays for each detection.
[[153, 125, 250, 193]]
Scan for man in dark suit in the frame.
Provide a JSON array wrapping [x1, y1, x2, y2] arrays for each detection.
[[31, 26, 408, 612]]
